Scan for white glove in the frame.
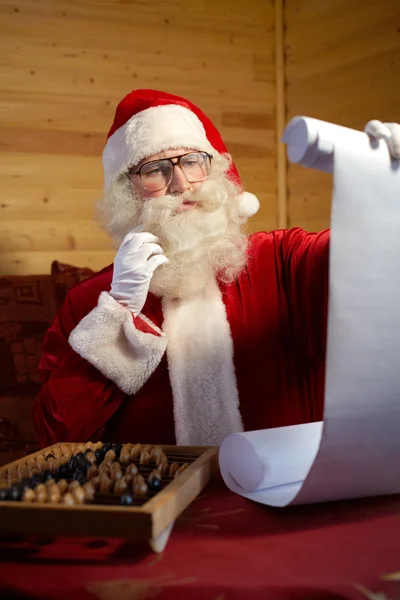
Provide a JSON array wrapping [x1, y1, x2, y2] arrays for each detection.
[[110, 226, 168, 316], [364, 120, 400, 160]]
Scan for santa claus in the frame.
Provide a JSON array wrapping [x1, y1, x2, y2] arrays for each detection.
[[33, 89, 400, 447]]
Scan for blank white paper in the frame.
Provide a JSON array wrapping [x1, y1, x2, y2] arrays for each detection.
[[219, 116, 400, 507]]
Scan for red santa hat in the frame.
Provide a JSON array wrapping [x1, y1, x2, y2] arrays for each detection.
[[103, 89, 260, 220]]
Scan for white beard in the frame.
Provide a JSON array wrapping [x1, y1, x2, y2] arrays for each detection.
[[97, 165, 248, 300]]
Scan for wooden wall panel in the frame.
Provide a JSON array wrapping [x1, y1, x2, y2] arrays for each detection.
[[285, 0, 400, 232], [0, 0, 275, 275]]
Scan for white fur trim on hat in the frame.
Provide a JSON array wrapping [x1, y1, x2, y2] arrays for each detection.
[[103, 104, 215, 189], [238, 191, 260, 219]]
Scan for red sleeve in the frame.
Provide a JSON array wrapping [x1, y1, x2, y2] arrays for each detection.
[[281, 227, 330, 365], [33, 289, 126, 447]]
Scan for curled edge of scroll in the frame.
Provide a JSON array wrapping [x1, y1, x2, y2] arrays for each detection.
[[219, 422, 323, 508]]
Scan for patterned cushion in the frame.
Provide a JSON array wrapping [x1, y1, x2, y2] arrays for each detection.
[[0, 263, 95, 463]]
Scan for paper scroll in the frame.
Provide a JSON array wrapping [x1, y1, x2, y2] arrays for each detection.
[[219, 116, 400, 507]]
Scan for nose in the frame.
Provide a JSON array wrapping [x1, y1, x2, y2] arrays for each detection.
[[168, 164, 191, 195]]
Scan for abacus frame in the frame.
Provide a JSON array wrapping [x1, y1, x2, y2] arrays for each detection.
[[0, 443, 219, 552]]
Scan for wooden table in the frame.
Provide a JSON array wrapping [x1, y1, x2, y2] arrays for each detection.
[[0, 475, 399, 600]]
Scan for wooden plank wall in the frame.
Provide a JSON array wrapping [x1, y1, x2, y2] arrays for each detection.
[[0, 0, 275, 275], [285, 0, 400, 231]]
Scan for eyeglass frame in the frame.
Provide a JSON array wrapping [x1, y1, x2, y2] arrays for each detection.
[[129, 151, 214, 188]]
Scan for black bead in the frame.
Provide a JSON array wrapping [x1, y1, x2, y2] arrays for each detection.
[[68, 456, 79, 471], [78, 457, 90, 471], [76, 452, 84, 461], [73, 471, 87, 486], [42, 470, 54, 482], [94, 449, 102, 462], [45, 453, 55, 461], [20, 478, 33, 492], [148, 478, 162, 492], [120, 492, 134, 506], [0, 488, 8, 501], [112, 443, 123, 457], [57, 464, 69, 478], [31, 473, 43, 486], [8, 485, 21, 501], [103, 441, 112, 453]]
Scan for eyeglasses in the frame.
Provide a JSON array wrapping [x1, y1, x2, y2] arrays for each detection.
[[129, 151, 213, 192]]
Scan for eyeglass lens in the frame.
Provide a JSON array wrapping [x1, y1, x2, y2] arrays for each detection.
[[139, 152, 211, 191]]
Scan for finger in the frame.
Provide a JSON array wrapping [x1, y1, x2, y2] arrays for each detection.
[[364, 119, 391, 139], [385, 123, 400, 160], [147, 254, 169, 273], [121, 231, 160, 252], [137, 243, 165, 261]]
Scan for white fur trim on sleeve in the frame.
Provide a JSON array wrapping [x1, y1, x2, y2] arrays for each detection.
[[69, 291, 167, 395], [238, 191, 260, 220]]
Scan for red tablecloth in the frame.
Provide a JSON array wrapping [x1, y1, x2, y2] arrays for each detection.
[[0, 476, 399, 600]]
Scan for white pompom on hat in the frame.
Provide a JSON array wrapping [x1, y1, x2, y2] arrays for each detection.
[[103, 89, 260, 220]]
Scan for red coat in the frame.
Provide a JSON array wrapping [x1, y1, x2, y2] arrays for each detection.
[[34, 228, 330, 447]]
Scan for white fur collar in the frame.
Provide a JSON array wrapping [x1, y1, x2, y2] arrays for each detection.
[[162, 278, 243, 445]]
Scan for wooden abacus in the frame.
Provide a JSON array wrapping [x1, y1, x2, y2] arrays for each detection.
[[0, 442, 219, 552]]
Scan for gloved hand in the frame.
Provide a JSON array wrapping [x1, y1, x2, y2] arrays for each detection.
[[364, 120, 400, 160], [110, 226, 168, 316]]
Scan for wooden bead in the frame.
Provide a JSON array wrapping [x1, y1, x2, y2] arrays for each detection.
[[110, 462, 121, 474], [114, 479, 128, 495], [82, 481, 95, 501], [62, 493, 75, 505], [169, 463, 180, 477], [68, 480, 80, 493], [155, 452, 168, 466], [76, 444, 86, 454], [36, 491, 48, 503], [22, 489, 36, 503], [123, 474, 133, 487], [85, 442, 95, 451], [126, 464, 138, 477], [73, 487, 85, 504], [122, 443, 133, 453], [134, 481, 148, 497], [35, 483, 46, 495], [104, 449, 116, 463], [93, 441, 103, 450], [87, 466, 99, 480], [47, 458, 59, 473], [60, 444, 71, 455], [110, 469, 123, 482], [130, 444, 142, 459], [48, 486, 61, 503], [142, 444, 153, 454], [86, 452, 96, 465], [57, 479, 68, 494], [62, 449, 72, 462], [99, 461, 111, 473], [52, 446, 63, 460], [99, 473, 112, 493], [133, 474, 145, 486], [140, 451, 151, 465], [18, 468, 29, 480], [91, 476, 100, 491], [119, 448, 131, 465], [157, 460, 169, 475], [45, 478, 56, 487], [150, 447, 164, 461]]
